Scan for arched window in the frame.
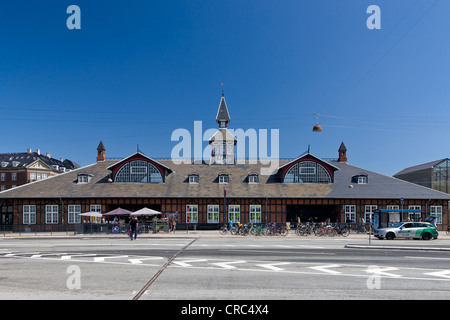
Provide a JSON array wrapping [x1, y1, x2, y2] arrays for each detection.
[[115, 160, 163, 183], [284, 161, 331, 184]]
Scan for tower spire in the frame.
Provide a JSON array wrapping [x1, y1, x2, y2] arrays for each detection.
[[216, 91, 230, 129], [338, 142, 347, 162]]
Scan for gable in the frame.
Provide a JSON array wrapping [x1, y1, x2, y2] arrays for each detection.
[[27, 159, 54, 171], [107, 152, 172, 182], [277, 153, 339, 183]]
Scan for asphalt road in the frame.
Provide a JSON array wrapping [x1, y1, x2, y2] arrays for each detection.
[[1, 236, 450, 301]]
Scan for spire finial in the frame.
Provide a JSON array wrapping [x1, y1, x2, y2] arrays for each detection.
[[221, 81, 224, 96]]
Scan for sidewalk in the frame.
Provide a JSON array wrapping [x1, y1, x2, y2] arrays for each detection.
[[1, 229, 449, 246]]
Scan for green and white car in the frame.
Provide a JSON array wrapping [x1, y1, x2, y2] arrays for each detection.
[[374, 222, 438, 240]]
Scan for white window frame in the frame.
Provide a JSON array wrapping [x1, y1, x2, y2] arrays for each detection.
[[344, 205, 356, 223], [11, 173, 16, 181], [23, 205, 36, 225], [228, 205, 240, 222], [219, 174, 229, 184], [408, 205, 421, 221], [45, 205, 59, 224], [249, 205, 262, 223], [0, 173, 5, 182], [90, 204, 102, 223], [430, 206, 443, 225], [186, 204, 198, 224], [78, 175, 89, 183], [189, 174, 199, 184], [364, 205, 377, 223], [207, 205, 219, 223], [248, 174, 259, 184], [68, 205, 81, 224], [358, 175, 368, 184]]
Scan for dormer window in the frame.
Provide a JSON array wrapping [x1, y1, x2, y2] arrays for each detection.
[[218, 173, 229, 184], [77, 172, 93, 184], [352, 173, 368, 184], [248, 173, 259, 184], [188, 173, 199, 184]]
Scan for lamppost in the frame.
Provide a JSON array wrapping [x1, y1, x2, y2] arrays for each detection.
[[223, 186, 227, 226], [400, 197, 404, 222]]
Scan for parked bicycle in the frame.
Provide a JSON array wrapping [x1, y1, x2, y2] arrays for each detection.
[[250, 224, 266, 236], [219, 224, 230, 235], [332, 224, 350, 237], [295, 222, 314, 236], [313, 222, 334, 237]]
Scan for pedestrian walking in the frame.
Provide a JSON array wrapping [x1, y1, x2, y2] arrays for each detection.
[[129, 216, 138, 241]]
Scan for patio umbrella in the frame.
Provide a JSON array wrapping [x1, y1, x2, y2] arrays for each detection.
[[78, 211, 103, 218], [102, 207, 132, 216], [130, 207, 161, 216]]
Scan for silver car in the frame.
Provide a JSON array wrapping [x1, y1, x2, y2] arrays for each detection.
[[374, 222, 438, 240]]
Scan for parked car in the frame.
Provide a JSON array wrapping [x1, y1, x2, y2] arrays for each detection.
[[374, 222, 438, 240]]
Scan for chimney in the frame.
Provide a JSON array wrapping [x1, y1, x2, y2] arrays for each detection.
[[27, 148, 32, 154], [36, 149, 40, 155], [338, 142, 347, 162], [46, 152, 51, 158], [96, 140, 106, 162]]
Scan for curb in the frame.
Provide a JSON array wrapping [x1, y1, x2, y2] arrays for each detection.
[[345, 244, 450, 251]]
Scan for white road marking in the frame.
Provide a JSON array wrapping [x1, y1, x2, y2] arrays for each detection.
[[424, 270, 450, 279], [93, 255, 129, 262], [210, 260, 246, 269], [171, 259, 208, 267], [128, 257, 164, 264], [255, 262, 291, 271], [365, 266, 402, 278]]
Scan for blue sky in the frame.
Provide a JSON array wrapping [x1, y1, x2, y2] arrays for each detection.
[[0, 0, 448, 176]]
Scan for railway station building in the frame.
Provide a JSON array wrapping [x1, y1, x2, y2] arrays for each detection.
[[0, 94, 449, 231]]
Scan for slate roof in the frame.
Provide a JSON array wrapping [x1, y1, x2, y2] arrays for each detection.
[[216, 95, 230, 123], [0, 158, 449, 200], [0, 152, 79, 171]]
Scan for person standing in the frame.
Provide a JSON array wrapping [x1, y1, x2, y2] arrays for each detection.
[[129, 216, 138, 241]]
